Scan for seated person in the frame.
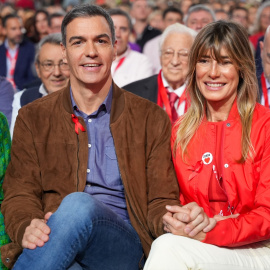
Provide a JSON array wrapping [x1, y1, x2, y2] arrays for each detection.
[[124, 23, 197, 123], [144, 21, 270, 269], [109, 9, 154, 87], [10, 33, 70, 136], [1, 5, 190, 270]]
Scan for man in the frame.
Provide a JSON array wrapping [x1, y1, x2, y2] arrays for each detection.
[[48, 12, 65, 33], [259, 25, 270, 107], [1, 5, 182, 269], [10, 33, 70, 136], [184, 4, 216, 32], [215, 9, 229, 21], [230, 6, 249, 30], [143, 6, 184, 73], [0, 14, 35, 90], [124, 23, 197, 123], [109, 9, 154, 87], [130, 0, 161, 51]]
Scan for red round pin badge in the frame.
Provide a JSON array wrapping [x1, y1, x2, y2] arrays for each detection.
[[202, 152, 213, 165]]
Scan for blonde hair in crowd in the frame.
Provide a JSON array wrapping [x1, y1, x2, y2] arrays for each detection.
[[174, 21, 258, 163]]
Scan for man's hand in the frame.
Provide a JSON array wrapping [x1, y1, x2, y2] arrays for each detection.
[[163, 203, 217, 241], [22, 212, 53, 249]]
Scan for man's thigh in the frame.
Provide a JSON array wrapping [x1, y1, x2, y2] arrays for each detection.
[[14, 192, 144, 270]]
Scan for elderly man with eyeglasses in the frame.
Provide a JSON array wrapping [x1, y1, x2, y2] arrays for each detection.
[[124, 23, 196, 123], [10, 33, 70, 136]]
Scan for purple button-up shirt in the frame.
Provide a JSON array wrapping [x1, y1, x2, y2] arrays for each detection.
[[70, 87, 130, 223]]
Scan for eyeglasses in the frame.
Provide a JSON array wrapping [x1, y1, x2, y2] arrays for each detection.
[[38, 61, 69, 72], [161, 49, 189, 61]]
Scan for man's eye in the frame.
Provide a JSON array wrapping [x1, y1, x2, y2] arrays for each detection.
[[72, 40, 82, 45], [45, 63, 53, 68], [98, 39, 107, 44]]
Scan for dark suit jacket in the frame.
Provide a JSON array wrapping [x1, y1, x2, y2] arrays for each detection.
[[0, 38, 35, 90], [123, 74, 158, 103], [256, 35, 264, 101], [20, 86, 42, 107]]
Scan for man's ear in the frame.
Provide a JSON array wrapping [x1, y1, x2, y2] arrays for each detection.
[[113, 40, 117, 61], [2, 27, 6, 36], [61, 42, 67, 63], [35, 62, 41, 78]]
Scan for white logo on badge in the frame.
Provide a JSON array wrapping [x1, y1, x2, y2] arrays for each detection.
[[202, 152, 213, 165]]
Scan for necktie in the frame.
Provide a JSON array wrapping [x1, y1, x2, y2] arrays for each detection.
[[168, 91, 179, 123]]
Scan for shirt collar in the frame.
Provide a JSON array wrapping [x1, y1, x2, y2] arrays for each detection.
[[115, 45, 130, 61], [161, 71, 186, 97], [266, 76, 270, 89], [4, 39, 19, 51], [70, 85, 113, 118], [39, 83, 49, 96]]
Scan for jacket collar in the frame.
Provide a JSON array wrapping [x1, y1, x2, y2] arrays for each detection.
[[62, 81, 125, 124]]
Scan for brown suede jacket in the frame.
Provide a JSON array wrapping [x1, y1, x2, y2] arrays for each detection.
[[1, 83, 180, 268]]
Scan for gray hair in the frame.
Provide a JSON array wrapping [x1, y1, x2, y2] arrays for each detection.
[[61, 4, 115, 47], [159, 23, 197, 54], [183, 4, 216, 25], [35, 33, 62, 63]]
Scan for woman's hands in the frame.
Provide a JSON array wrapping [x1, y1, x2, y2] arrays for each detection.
[[163, 203, 240, 241], [162, 203, 216, 241]]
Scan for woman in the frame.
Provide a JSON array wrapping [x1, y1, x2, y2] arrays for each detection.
[[144, 21, 270, 269], [249, 1, 270, 50], [30, 9, 49, 43], [0, 112, 11, 270]]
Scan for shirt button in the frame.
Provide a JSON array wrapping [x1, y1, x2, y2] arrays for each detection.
[[224, 164, 229, 168], [226, 123, 231, 127], [87, 168, 90, 173], [88, 119, 92, 123], [86, 184, 91, 187], [88, 144, 91, 148]]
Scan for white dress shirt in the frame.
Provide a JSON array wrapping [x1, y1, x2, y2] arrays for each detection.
[[111, 47, 154, 87], [10, 84, 47, 137]]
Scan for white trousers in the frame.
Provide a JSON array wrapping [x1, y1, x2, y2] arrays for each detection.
[[144, 234, 270, 270]]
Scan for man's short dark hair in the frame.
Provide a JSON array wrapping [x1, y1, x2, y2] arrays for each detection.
[[229, 6, 249, 19], [108, 8, 132, 32], [48, 12, 66, 27], [3, 13, 20, 27], [162, 7, 183, 20], [61, 4, 115, 47]]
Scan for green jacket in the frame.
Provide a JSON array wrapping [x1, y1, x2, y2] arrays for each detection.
[[0, 112, 11, 270]]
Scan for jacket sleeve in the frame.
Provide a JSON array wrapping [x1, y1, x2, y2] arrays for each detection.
[[2, 107, 44, 247], [203, 115, 270, 247], [146, 109, 180, 238]]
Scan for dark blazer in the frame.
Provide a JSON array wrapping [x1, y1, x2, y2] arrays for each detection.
[[20, 86, 42, 107], [123, 74, 158, 103], [256, 36, 264, 101], [0, 38, 35, 90]]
